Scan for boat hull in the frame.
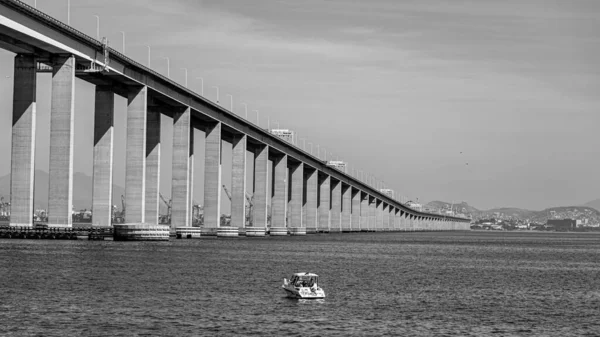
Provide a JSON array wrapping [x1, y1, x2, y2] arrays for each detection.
[[282, 286, 325, 299]]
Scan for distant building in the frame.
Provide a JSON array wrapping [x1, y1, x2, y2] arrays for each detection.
[[270, 129, 295, 144], [379, 189, 395, 199], [405, 201, 422, 211], [547, 219, 576, 231], [326, 161, 347, 173]]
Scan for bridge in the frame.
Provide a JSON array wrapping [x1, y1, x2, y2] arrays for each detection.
[[0, 0, 469, 237]]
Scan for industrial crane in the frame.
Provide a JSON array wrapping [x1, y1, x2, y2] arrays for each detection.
[[159, 193, 172, 224], [222, 185, 255, 226]]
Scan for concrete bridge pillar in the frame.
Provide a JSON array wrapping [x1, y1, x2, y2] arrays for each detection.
[[9, 54, 37, 227], [368, 196, 376, 231], [317, 173, 330, 232], [288, 162, 304, 235], [171, 107, 192, 228], [230, 134, 247, 229], [91, 86, 114, 227], [330, 179, 341, 233], [252, 144, 269, 232], [360, 193, 368, 231], [341, 184, 351, 232], [203, 122, 222, 235], [144, 109, 161, 224], [394, 208, 399, 231], [270, 154, 288, 235], [47, 55, 75, 228], [376, 200, 383, 231], [304, 168, 317, 233], [351, 188, 360, 231], [124, 86, 148, 223]]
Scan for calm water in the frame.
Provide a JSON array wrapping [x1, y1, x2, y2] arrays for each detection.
[[1, 231, 599, 336]]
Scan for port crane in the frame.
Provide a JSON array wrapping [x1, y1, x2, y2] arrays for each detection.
[[222, 185, 254, 226], [159, 193, 172, 224]]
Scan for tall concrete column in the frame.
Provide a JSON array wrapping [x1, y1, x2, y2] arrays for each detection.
[[351, 189, 360, 231], [368, 196, 376, 231], [341, 184, 351, 232], [203, 122, 221, 235], [144, 109, 161, 224], [289, 162, 304, 235], [125, 86, 148, 223], [48, 55, 75, 228], [271, 154, 287, 235], [318, 173, 330, 232], [360, 194, 368, 231], [91, 86, 114, 227], [171, 107, 192, 228], [376, 200, 383, 231], [382, 203, 388, 231], [394, 208, 399, 231], [330, 179, 341, 233], [253, 144, 269, 230], [230, 135, 247, 229], [304, 168, 317, 233], [9, 54, 37, 227]]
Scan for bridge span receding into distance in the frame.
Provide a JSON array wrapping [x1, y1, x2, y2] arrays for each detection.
[[0, 0, 469, 237]]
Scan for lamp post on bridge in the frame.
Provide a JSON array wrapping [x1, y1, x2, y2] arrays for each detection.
[[241, 103, 248, 119], [93, 15, 100, 40], [226, 94, 233, 112], [162, 57, 170, 78], [67, 0, 70, 25], [308, 142, 313, 155], [212, 86, 219, 104], [181, 68, 188, 87], [146, 46, 151, 67], [120, 31, 125, 54], [196, 77, 204, 95], [253, 110, 259, 126]]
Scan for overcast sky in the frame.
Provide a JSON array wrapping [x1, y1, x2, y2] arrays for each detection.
[[0, 0, 599, 211]]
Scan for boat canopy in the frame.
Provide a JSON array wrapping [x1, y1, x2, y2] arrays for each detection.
[[293, 272, 318, 277]]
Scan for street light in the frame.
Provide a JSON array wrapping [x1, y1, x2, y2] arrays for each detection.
[[253, 110, 259, 126], [162, 57, 170, 78], [301, 138, 306, 150], [241, 103, 248, 119], [196, 77, 204, 95], [226, 94, 233, 112], [212, 86, 219, 104], [181, 68, 188, 87], [67, 0, 70, 25], [146, 45, 151, 67], [316, 145, 320, 159], [119, 31, 125, 54], [93, 15, 100, 40]]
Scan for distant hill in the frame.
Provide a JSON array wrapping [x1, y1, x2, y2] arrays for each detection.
[[425, 201, 480, 215], [0, 170, 125, 211], [484, 207, 535, 219], [529, 206, 600, 224], [584, 199, 600, 212]]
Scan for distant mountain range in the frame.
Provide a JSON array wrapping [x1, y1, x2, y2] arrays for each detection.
[[425, 200, 600, 223]]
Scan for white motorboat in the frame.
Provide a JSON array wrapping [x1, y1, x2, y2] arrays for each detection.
[[282, 272, 326, 299]]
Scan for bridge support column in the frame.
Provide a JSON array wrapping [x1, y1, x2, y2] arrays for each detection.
[[9, 54, 37, 227], [341, 184, 351, 232], [91, 86, 114, 227], [171, 107, 192, 229], [144, 109, 161, 225], [125, 86, 148, 224], [318, 173, 330, 232], [382, 203, 389, 231], [289, 162, 304, 235], [330, 179, 341, 233], [270, 154, 287, 236], [251, 144, 268, 236], [360, 193, 368, 231], [368, 196, 376, 231], [376, 200, 383, 231], [230, 135, 247, 231], [48, 55, 75, 228], [304, 168, 317, 233], [203, 122, 221, 235], [351, 189, 360, 232]]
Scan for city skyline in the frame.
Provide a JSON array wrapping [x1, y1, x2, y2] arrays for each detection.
[[0, 0, 598, 210]]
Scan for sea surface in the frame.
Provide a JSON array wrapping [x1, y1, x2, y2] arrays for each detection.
[[1, 231, 599, 336]]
